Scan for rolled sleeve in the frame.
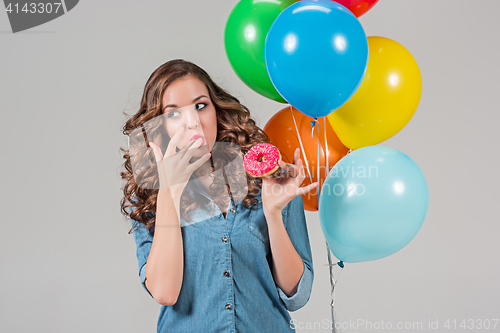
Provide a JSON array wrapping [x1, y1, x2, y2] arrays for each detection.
[[139, 262, 153, 298], [130, 206, 155, 299], [276, 260, 314, 312], [276, 195, 314, 312]]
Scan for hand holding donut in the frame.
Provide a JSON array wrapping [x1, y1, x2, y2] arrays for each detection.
[[243, 144, 319, 215]]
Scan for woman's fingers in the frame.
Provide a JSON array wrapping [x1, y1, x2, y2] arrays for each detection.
[[187, 150, 212, 173], [165, 127, 185, 158], [280, 148, 301, 177], [149, 142, 163, 162], [296, 181, 319, 196], [279, 160, 297, 177], [181, 137, 204, 162], [292, 158, 306, 188], [298, 157, 305, 179], [293, 148, 300, 164], [285, 148, 302, 177], [149, 142, 168, 189]]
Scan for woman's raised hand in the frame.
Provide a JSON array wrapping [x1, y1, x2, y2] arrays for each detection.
[[149, 127, 211, 195], [261, 147, 319, 215]]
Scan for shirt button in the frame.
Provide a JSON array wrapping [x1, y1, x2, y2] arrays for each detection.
[[225, 303, 231, 310], [222, 236, 227, 242], [224, 271, 230, 277], [230, 208, 235, 213]]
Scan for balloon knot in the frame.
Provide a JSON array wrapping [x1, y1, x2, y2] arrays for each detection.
[[310, 118, 317, 138], [337, 261, 344, 268]]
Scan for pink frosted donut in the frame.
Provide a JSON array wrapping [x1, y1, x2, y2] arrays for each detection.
[[243, 143, 281, 177]]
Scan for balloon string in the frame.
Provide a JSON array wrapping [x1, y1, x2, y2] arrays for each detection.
[[316, 122, 320, 209], [291, 106, 314, 185], [325, 240, 344, 333], [324, 117, 329, 178]]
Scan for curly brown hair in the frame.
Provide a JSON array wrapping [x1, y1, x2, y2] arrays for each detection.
[[120, 59, 288, 234]]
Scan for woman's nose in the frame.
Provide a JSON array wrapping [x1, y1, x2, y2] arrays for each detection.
[[186, 108, 200, 129]]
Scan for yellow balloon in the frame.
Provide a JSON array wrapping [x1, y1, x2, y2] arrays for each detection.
[[327, 36, 422, 149]]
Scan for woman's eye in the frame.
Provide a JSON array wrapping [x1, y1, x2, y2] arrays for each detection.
[[167, 110, 180, 118], [195, 102, 207, 110]]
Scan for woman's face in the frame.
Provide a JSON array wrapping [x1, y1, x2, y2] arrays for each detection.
[[161, 75, 217, 158]]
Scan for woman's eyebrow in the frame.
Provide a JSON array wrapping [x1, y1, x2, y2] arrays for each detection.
[[163, 95, 208, 111]]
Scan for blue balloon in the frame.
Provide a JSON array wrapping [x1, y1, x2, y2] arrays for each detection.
[[265, 0, 368, 118], [318, 146, 429, 263]]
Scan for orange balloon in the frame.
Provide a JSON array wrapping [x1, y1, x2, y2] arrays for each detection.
[[263, 106, 349, 211]]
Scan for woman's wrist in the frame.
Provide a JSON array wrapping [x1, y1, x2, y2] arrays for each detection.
[[155, 188, 182, 227], [167, 184, 185, 200], [264, 206, 282, 218]]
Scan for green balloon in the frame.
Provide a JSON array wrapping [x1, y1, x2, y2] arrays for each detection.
[[224, 0, 297, 103]]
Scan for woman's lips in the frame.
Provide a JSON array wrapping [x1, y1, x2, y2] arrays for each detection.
[[190, 134, 205, 146]]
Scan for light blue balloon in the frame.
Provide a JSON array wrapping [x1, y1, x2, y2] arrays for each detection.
[[265, 0, 368, 118], [318, 146, 429, 263]]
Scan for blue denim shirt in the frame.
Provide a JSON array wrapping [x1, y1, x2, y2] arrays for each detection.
[[130, 177, 314, 332]]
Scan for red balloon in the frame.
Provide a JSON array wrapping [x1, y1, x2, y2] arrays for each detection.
[[302, 0, 380, 18], [263, 106, 349, 211]]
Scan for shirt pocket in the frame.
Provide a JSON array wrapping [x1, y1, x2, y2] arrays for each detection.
[[248, 199, 270, 244]]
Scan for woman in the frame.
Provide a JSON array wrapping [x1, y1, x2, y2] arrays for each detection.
[[120, 59, 319, 332]]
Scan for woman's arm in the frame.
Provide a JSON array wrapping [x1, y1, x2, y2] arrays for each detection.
[[144, 187, 184, 306], [265, 209, 304, 297]]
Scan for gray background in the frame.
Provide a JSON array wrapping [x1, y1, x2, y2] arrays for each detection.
[[1, 0, 498, 332]]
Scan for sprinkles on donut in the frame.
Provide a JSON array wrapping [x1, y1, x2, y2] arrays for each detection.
[[243, 143, 282, 177]]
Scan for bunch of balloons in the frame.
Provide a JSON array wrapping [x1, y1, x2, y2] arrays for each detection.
[[224, 0, 428, 264]]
